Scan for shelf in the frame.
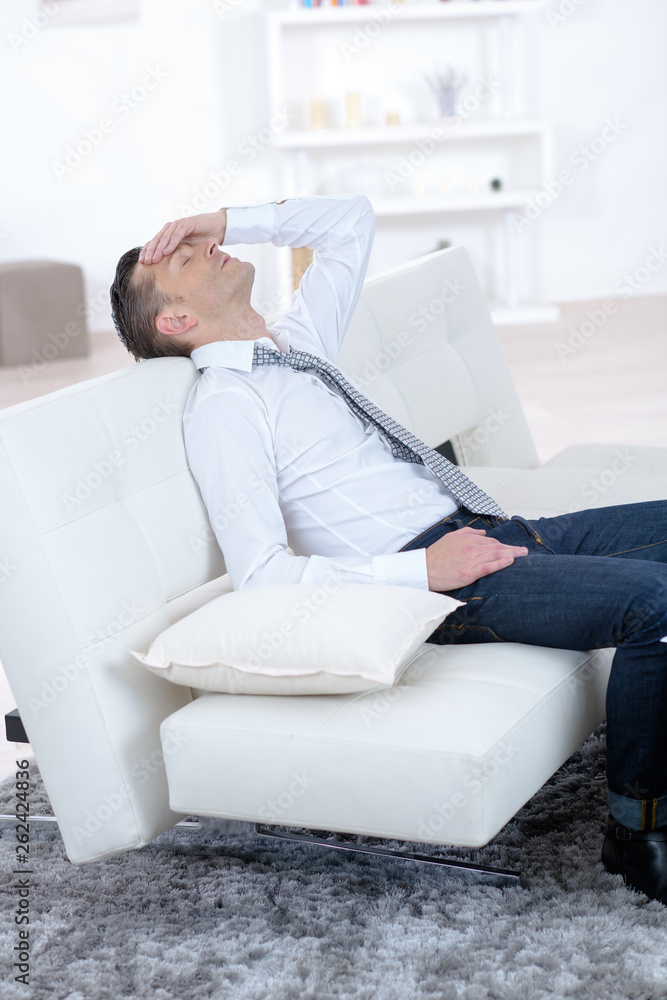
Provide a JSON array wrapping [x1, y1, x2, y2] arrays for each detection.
[[275, 119, 547, 149], [272, 1, 545, 27], [267, 0, 555, 324], [371, 190, 541, 215]]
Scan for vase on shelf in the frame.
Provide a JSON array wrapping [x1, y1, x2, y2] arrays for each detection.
[[424, 63, 468, 121]]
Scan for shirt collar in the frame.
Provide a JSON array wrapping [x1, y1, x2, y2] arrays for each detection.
[[191, 328, 290, 373]]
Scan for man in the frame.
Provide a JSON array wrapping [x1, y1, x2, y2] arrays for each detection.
[[110, 193, 667, 904]]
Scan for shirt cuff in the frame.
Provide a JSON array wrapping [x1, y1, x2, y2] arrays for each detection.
[[371, 548, 430, 591], [223, 204, 276, 246]]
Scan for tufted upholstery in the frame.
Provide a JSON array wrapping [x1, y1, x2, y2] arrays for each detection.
[[338, 247, 540, 472], [0, 360, 227, 861], [0, 245, 663, 864]]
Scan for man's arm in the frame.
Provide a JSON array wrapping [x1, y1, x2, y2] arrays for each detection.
[[140, 194, 376, 363], [222, 194, 375, 362], [184, 388, 430, 592], [139, 210, 228, 263]]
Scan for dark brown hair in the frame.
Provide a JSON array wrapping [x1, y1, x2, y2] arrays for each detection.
[[110, 247, 193, 362]]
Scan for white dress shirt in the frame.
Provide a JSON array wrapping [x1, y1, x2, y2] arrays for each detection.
[[183, 194, 458, 592]]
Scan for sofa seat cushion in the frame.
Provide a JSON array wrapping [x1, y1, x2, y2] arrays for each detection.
[[462, 443, 667, 519], [160, 640, 611, 848]]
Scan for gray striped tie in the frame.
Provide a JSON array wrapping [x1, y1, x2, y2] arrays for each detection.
[[251, 343, 508, 519]]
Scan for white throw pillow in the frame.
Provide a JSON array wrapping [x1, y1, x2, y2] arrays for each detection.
[[131, 583, 463, 695]]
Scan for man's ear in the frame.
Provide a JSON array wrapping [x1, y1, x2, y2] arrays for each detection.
[[155, 312, 198, 337]]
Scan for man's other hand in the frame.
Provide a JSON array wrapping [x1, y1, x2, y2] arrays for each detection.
[[139, 209, 228, 265], [426, 526, 528, 592]]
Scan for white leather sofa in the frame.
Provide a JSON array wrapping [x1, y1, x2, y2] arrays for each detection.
[[1, 245, 666, 867]]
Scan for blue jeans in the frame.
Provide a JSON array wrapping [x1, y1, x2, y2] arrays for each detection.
[[398, 499, 667, 832]]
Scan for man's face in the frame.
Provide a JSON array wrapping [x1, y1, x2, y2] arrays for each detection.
[[134, 237, 255, 336]]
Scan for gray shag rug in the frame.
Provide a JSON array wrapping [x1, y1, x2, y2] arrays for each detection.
[[1, 723, 666, 1000]]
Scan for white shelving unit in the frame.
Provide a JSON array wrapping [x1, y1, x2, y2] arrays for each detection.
[[265, 0, 558, 325], [275, 118, 550, 150]]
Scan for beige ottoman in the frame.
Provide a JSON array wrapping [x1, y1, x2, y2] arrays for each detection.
[[0, 260, 89, 367]]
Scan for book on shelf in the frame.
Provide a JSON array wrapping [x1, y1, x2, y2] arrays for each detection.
[[297, 0, 372, 8]]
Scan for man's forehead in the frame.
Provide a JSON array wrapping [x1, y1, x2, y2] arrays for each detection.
[[133, 258, 157, 281], [131, 256, 164, 292], [135, 241, 192, 275]]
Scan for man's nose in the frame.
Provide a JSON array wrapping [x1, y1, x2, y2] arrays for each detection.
[[203, 239, 218, 258]]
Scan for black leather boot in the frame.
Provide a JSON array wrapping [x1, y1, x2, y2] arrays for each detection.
[[601, 815, 667, 904]]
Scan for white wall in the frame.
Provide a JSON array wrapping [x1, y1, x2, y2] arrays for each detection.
[[530, 0, 667, 304], [0, 0, 232, 330], [0, 0, 665, 333]]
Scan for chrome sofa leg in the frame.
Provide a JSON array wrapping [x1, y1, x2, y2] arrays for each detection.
[[0, 813, 59, 823], [254, 824, 521, 883], [0, 814, 201, 828]]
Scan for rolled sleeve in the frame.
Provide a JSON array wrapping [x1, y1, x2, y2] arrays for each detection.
[[223, 204, 276, 247]]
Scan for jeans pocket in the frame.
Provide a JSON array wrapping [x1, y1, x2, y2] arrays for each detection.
[[398, 509, 466, 552], [510, 514, 555, 552], [426, 621, 508, 645], [427, 595, 508, 644]]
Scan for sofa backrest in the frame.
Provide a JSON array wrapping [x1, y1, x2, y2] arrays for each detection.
[[0, 245, 538, 864], [0, 358, 227, 863], [339, 246, 539, 470]]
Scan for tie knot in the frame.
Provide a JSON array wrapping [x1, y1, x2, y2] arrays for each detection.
[[253, 342, 289, 366]]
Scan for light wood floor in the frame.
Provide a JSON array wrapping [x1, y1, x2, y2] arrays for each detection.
[[1, 295, 666, 784]]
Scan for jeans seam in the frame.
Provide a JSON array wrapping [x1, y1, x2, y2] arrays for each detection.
[[603, 539, 667, 558], [431, 622, 507, 642]]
